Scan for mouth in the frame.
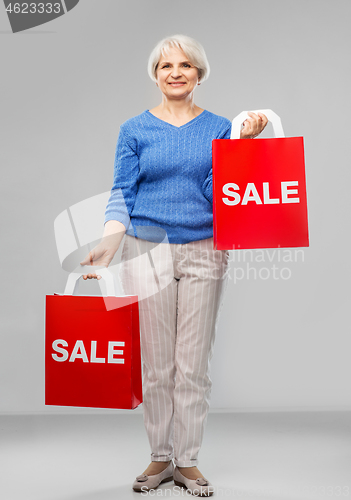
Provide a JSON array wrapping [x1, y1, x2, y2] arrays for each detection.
[[168, 82, 186, 86]]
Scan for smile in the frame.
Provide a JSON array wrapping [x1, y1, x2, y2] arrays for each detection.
[[168, 82, 186, 86]]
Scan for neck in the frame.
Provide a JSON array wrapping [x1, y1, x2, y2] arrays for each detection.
[[158, 95, 201, 118]]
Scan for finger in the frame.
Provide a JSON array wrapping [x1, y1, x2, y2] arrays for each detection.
[[244, 117, 254, 131], [248, 112, 260, 125], [83, 273, 101, 280], [241, 120, 249, 133], [80, 251, 94, 266], [88, 273, 99, 280], [254, 113, 262, 130], [247, 113, 260, 133], [258, 113, 268, 128], [241, 120, 250, 133]]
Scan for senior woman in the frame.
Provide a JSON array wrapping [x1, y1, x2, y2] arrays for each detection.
[[81, 34, 267, 496]]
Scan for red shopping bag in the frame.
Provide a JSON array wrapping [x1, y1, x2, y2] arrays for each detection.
[[45, 267, 142, 409], [213, 109, 309, 250]]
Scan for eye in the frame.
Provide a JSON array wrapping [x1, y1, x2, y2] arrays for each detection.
[[182, 63, 191, 68], [161, 64, 170, 69]]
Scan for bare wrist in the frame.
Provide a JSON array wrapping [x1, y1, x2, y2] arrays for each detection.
[[103, 220, 126, 238]]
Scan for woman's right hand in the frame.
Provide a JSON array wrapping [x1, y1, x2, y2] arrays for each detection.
[[80, 220, 126, 280]]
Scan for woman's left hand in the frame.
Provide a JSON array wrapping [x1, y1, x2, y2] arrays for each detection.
[[240, 112, 268, 139]]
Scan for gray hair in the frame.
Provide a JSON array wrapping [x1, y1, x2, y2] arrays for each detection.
[[147, 34, 210, 83]]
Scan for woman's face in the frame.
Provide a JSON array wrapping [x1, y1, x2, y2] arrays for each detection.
[[155, 47, 200, 101]]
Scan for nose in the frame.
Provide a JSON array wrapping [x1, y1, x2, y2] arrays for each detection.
[[170, 65, 182, 78]]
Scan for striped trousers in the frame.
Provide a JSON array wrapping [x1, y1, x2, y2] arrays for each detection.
[[119, 234, 229, 467]]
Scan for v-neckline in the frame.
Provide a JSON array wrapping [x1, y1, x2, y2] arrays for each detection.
[[145, 109, 207, 130]]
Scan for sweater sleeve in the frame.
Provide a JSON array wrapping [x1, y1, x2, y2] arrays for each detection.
[[202, 120, 232, 204], [104, 128, 139, 228]]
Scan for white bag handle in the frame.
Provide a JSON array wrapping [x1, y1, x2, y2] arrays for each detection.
[[63, 265, 120, 296], [230, 109, 285, 139]]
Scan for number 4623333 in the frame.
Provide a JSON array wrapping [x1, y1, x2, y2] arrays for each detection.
[[5, 2, 62, 14]]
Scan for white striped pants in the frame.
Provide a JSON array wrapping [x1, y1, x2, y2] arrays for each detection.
[[119, 235, 229, 467]]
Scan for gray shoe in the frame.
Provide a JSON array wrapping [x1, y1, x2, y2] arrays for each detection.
[[173, 467, 214, 497], [132, 461, 174, 492]]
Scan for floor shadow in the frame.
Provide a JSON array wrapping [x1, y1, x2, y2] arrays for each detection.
[[0, 30, 56, 34], [61, 483, 174, 500], [58, 482, 304, 500]]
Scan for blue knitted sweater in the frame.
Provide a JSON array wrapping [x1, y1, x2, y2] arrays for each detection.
[[104, 109, 232, 244]]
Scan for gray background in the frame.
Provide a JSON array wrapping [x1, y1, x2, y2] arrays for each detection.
[[1, 0, 350, 414]]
